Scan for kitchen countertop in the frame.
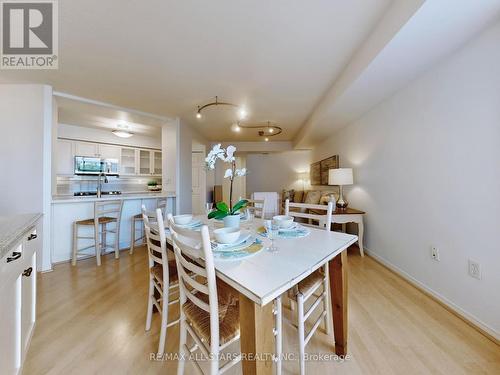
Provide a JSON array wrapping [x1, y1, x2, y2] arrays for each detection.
[[51, 191, 176, 204], [0, 213, 42, 260]]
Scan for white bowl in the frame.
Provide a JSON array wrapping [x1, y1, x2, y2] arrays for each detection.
[[213, 227, 241, 244], [273, 215, 294, 228], [173, 214, 193, 225]]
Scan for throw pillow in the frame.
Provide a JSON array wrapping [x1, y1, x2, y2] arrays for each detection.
[[304, 190, 321, 205], [293, 190, 304, 203]]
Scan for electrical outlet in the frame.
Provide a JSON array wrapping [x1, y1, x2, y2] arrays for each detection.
[[468, 260, 481, 280], [430, 246, 440, 261]]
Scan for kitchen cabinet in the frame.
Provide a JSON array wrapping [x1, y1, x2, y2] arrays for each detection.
[[0, 223, 39, 375], [56, 139, 74, 175], [139, 149, 162, 176], [56, 139, 161, 177], [139, 149, 152, 175], [120, 147, 137, 175], [99, 144, 121, 160], [74, 141, 99, 157]]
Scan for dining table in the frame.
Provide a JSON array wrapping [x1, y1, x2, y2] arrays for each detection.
[[165, 215, 358, 375]]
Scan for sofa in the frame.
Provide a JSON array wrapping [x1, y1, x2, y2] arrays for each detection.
[[280, 188, 339, 215]]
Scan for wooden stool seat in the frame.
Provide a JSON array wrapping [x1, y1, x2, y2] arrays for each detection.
[[151, 261, 178, 284], [75, 216, 117, 226]]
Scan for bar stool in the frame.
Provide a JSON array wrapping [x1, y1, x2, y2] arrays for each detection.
[[130, 197, 168, 255], [72, 200, 123, 266]]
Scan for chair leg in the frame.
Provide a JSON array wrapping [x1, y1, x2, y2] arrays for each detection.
[[95, 224, 101, 266], [158, 283, 168, 354], [297, 293, 306, 375], [145, 275, 154, 331], [130, 218, 135, 255], [71, 223, 77, 266], [274, 296, 282, 375], [177, 313, 187, 375]]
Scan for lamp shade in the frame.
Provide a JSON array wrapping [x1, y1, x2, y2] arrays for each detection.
[[328, 168, 353, 186]]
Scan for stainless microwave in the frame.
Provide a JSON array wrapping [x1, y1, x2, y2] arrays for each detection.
[[74, 156, 119, 176]]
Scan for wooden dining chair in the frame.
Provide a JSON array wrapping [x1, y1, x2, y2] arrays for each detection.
[[143, 206, 180, 355], [72, 199, 123, 266], [130, 197, 169, 254], [167, 213, 244, 375], [246, 198, 266, 219], [284, 199, 334, 375]]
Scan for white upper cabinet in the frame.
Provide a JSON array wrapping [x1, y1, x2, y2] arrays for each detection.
[[56, 139, 161, 176], [120, 147, 137, 175], [74, 141, 99, 157], [56, 139, 74, 175], [98, 144, 121, 160]]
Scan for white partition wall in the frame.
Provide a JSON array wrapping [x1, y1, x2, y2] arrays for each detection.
[[0, 84, 54, 272]]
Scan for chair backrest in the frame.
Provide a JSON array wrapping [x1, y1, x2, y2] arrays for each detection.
[[142, 206, 171, 284], [157, 197, 168, 216], [246, 198, 266, 219], [166, 213, 221, 352], [285, 199, 333, 231], [94, 199, 122, 231]]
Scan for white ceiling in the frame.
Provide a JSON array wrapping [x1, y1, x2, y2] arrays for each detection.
[[1, 1, 499, 145], [0, 0, 391, 141], [56, 95, 165, 137]]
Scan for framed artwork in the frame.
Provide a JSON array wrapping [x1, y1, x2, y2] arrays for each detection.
[[310, 162, 321, 185], [320, 155, 339, 185]]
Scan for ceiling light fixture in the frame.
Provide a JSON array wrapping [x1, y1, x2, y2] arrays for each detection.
[[112, 130, 133, 138], [113, 124, 133, 138], [234, 121, 282, 141], [231, 123, 241, 132], [196, 96, 247, 120]]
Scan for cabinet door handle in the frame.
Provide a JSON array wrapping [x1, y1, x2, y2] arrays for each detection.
[[23, 267, 33, 277], [7, 251, 21, 263], [28, 233, 37, 241]]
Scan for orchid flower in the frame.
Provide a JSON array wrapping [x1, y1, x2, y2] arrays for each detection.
[[224, 168, 233, 179]]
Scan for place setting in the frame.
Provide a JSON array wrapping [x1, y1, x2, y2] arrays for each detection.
[[257, 215, 311, 240], [210, 227, 264, 260]]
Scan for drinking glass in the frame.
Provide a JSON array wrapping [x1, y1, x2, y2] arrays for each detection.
[[205, 202, 213, 215], [265, 220, 279, 253], [205, 202, 214, 230]]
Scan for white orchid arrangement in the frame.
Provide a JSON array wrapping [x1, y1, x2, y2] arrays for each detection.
[[205, 144, 248, 217]]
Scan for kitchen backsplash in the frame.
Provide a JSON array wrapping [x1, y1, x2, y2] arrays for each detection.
[[55, 176, 162, 196]]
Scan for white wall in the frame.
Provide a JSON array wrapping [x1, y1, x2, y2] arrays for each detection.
[[312, 21, 500, 338], [58, 123, 161, 149], [246, 150, 312, 196], [0, 84, 53, 271]]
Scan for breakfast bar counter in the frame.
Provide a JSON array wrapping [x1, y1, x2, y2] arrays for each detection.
[[50, 192, 176, 263]]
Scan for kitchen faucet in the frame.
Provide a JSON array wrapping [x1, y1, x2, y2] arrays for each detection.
[[96, 172, 108, 198]]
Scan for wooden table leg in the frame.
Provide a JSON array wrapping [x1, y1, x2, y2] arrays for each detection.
[[239, 293, 274, 375], [328, 250, 348, 356]]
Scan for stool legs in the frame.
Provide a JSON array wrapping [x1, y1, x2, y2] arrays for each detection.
[[114, 222, 120, 259], [95, 222, 101, 266], [130, 218, 135, 255], [72, 222, 77, 266]]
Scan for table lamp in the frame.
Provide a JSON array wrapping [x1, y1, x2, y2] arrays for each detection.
[[297, 172, 309, 190], [328, 168, 353, 209]]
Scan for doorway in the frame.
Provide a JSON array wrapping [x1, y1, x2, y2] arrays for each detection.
[[192, 151, 206, 214]]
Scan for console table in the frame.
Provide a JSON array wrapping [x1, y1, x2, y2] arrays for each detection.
[[332, 207, 365, 256]]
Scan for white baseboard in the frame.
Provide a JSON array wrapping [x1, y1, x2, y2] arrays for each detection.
[[364, 248, 499, 343]]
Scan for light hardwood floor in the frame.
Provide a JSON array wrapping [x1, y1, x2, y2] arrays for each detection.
[[24, 246, 500, 375]]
